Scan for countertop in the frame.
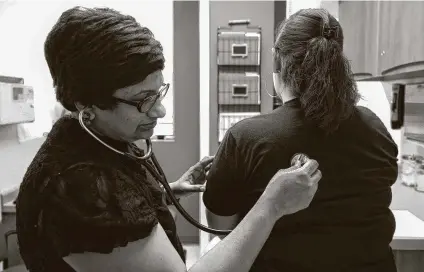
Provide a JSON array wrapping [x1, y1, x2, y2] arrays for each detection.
[[391, 210, 424, 250], [3, 201, 15, 213]]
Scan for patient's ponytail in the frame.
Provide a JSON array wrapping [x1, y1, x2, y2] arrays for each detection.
[[274, 8, 360, 134]]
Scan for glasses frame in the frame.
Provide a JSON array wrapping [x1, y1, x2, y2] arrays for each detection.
[[112, 83, 170, 113]]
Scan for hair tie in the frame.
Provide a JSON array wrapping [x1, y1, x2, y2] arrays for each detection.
[[322, 26, 338, 40]]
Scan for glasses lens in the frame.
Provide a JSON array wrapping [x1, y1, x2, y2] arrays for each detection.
[[139, 84, 170, 113], [140, 96, 157, 113]]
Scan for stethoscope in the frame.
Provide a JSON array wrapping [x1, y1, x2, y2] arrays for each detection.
[[78, 110, 233, 235], [78, 110, 310, 236]]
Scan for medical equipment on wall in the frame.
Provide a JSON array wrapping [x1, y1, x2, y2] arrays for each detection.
[[0, 82, 34, 125], [216, 20, 262, 143], [78, 110, 312, 235]]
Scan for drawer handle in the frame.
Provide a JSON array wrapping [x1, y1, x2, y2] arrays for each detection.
[[228, 19, 251, 26], [231, 43, 248, 58], [232, 84, 248, 97]]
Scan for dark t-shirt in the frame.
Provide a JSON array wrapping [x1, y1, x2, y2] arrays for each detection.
[[203, 98, 398, 272]]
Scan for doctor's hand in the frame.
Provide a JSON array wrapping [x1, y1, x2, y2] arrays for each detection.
[[170, 156, 214, 199], [259, 159, 322, 220]]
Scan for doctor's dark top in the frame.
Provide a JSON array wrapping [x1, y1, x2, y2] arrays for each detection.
[[203, 98, 398, 272], [16, 116, 185, 271]]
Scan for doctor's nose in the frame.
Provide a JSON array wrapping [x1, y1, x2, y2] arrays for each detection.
[[148, 101, 166, 119]]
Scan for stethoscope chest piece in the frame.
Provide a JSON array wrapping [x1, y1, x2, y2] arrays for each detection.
[[290, 153, 310, 167]]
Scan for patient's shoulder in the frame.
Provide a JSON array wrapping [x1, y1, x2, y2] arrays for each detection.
[[226, 112, 285, 146]]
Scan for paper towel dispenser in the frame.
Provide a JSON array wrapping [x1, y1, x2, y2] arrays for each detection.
[[0, 82, 35, 125]]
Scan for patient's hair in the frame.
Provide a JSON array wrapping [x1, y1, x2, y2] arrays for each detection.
[[274, 8, 360, 135], [44, 7, 164, 111]]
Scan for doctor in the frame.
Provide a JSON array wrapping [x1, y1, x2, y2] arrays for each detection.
[[16, 6, 322, 272]]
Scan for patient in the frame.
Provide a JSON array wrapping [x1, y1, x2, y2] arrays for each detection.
[[203, 8, 399, 272]]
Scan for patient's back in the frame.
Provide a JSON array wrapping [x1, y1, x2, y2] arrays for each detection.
[[227, 99, 398, 271]]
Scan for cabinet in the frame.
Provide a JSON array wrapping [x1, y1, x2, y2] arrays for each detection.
[[377, 1, 424, 76], [340, 1, 424, 79], [339, 1, 379, 78], [393, 250, 424, 272], [216, 21, 262, 143], [391, 210, 424, 272]]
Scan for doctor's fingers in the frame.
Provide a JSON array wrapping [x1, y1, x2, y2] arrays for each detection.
[[299, 159, 319, 177], [292, 165, 321, 187], [199, 156, 214, 167], [309, 169, 322, 186], [185, 184, 206, 192], [294, 168, 322, 187]]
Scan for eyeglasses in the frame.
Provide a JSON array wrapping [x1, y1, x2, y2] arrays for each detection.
[[112, 83, 170, 113]]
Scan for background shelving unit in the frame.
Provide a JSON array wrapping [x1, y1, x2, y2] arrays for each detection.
[[216, 20, 262, 143]]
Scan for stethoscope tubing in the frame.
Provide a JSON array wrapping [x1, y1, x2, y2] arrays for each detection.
[[78, 110, 233, 235], [78, 110, 309, 236]]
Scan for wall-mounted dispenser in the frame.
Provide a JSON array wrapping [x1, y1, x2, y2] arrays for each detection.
[[0, 82, 35, 125]]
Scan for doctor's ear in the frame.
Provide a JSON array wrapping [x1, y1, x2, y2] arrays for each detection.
[[74, 102, 96, 122], [74, 102, 87, 111]]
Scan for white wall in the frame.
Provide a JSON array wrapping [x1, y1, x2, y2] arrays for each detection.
[[356, 81, 402, 155], [287, 0, 321, 17], [0, 0, 174, 138], [320, 0, 339, 20], [286, 0, 339, 20]]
